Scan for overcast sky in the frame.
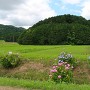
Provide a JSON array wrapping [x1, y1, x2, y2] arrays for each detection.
[[0, 0, 90, 28]]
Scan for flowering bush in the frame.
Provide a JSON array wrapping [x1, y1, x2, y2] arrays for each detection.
[[0, 52, 21, 68], [58, 52, 76, 67], [49, 61, 73, 83], [49, 52, 76, 83]]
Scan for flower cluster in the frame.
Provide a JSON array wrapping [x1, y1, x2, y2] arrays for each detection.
[[58, 52, 76, 67], [49, 61, 73, 83], [49, 52, 76, 83]]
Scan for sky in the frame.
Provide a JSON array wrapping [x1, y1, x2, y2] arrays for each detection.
[[0, 0, 90, 28]]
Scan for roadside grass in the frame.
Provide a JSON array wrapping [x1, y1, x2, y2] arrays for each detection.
[[0, 60, 50, 81], [0, 77, 90, 90], [73, 60, 90, 84]]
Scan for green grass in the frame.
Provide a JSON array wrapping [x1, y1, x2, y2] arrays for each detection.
[[0, 41, 90, 61], [0, 77, 90, 90]]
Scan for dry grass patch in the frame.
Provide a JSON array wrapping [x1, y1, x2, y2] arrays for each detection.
[[0, 60, 50, 80], [73, 61, 90, 84]]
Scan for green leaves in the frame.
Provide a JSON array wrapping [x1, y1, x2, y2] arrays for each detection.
[[0, 52, 21, 68], [50, 52, 76, 83]]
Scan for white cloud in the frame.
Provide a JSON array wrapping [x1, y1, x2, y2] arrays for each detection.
[[0, 0, 56, 27], [63, 0, 81, 4], [81, 1, 90, 20], [57, 0, 90, 19], [2, 0, 90, 27], [0, 0, 25, 10]]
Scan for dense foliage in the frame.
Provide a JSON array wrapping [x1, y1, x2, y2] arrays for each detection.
[[0, 24, 25, 42], [50, 52, 75, 83], [0, 52, 21, 68], [18, 14, 90, 45]]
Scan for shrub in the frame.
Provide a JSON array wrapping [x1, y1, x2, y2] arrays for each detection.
[[58, 52, 76, 67], [49, 52, 76, 83], [49, 61, 73, 83], [0, 52, 21, 68]]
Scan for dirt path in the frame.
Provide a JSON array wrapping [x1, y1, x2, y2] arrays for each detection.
[[0, 86, 27, 90]]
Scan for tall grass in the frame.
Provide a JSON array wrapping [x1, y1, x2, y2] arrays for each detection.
[[0, 77, 90, 90]]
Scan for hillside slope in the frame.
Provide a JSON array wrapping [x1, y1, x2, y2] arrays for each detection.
[[18, 14, 90, 45], [0, 24, 25, 42]]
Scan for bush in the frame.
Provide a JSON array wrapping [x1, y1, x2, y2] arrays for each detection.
[[49, 62, 73, 83], [49, 52, 76, 83], [0, 52, 21, 68], [58, 52, 77, 67]]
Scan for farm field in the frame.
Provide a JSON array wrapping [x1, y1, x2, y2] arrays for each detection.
[[0, 40, 90, 90], [0, 40, 90, 61]]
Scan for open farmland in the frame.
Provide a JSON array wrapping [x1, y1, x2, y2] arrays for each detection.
[[0, 40, 90, 90]]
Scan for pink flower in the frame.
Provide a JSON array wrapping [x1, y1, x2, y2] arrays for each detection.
[[67, 64, 70, 67], [50, 70, 54, 72], [53, 69, 57, 72], [65, 67, 69, 70], [50, 69, 57, 73], [53, 66, 56, 69], [65, 64, 70, 67], [58, 62, 63, 66], [58, 75, 61, 79]]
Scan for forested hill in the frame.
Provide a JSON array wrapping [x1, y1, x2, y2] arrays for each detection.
[[31, 14, 90, 28], [0, 24, 25, 42], [18, 14, 90, 45]]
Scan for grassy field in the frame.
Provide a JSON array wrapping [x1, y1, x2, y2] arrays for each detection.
[[0, 40, 90, 61], [0, 40, 90, 90]]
